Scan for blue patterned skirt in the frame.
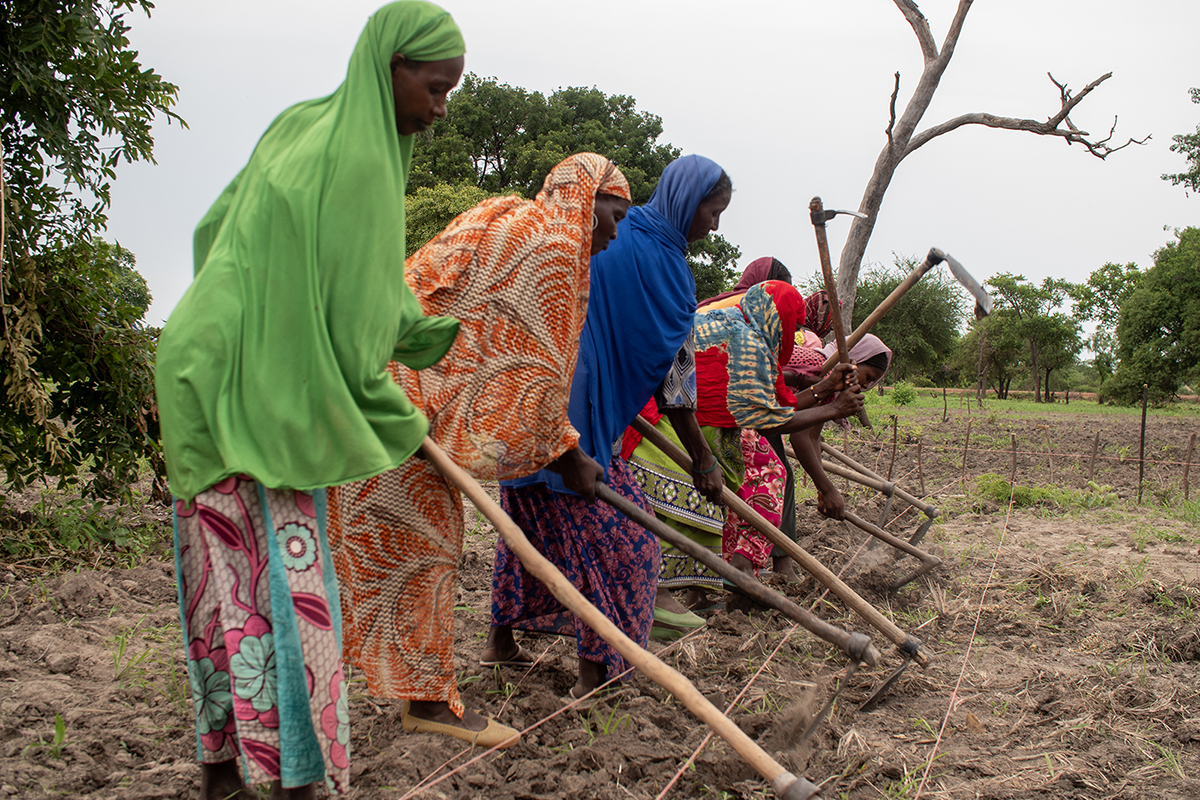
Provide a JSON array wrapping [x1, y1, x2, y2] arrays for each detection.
[[491, 457, 659, 677]]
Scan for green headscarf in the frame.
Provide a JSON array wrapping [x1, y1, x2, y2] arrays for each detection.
[[156, 1, 466, 501]]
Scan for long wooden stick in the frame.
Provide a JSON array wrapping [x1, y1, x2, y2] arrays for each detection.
[[1184, 432, 1196, 502], [818, 443, 936, 518], [1088, 431, 1100, 483], [632, 417, 927, 666], [817, 249, 944, 375], [1139, 384, 1149, 505], [596, 483, 878, 667], [810, 196, 871, 431], [419, 438, 822, 800]]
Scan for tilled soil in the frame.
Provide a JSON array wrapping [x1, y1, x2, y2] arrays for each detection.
[[2, 404, 1199, 799]]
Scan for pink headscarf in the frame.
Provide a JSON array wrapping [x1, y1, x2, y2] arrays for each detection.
[[819, 334, 893, 388]]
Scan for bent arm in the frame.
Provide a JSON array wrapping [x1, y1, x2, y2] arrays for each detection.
[[790, 425, 834, 497], [758, 401, 844, 436], [790, 424, 846, 520]]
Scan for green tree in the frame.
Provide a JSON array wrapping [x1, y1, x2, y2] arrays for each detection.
[[1069, 261, 1142, 387], [850, 256, 967, 384], [410, 74, 680, 203], [1105, 227, 1200, 404], [0, 241, 163, 498], [1, 0, 181, 497], [955, 312, 1024, 400], [404, 182, 499, 257], [986, 274, 1082, 402], [1162, 88, 1200, 195], [1036, 316, 1082, 401], [411, 73, 740, 299], [687, 236, 742, 303]]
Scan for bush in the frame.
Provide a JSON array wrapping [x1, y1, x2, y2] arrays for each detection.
[[974, 474, 1118, 510], [890, 381, 918, 406]]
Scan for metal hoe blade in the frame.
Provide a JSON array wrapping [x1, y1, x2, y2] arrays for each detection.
[[859, 636, 922, 713], [942, 251, 993, 318]]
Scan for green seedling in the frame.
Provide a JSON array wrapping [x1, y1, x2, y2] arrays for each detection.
[[579, 700, 630, 743], [24, 712, 68, 761], [1152, 741, 1188, 780]]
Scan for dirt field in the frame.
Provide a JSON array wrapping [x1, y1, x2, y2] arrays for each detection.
[[2, 401, 1199, 799]]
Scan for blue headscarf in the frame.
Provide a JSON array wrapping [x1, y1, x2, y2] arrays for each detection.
[[506, 155, 726, 494]]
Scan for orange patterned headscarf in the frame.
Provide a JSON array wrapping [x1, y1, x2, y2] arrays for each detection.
[[398, 153, 631, 479]]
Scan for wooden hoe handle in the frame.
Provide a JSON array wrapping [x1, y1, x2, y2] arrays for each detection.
[[419, 437, 823, 800], [630, 418, 927, 667]]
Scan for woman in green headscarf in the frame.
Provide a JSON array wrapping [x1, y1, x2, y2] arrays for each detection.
[[154, 3, 465, 797]]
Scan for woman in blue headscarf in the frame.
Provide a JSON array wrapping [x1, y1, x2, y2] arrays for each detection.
[[485, 155, 732, 699]]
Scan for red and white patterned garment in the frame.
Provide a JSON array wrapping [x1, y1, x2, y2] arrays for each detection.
[[721, 429, 788, 569], [176, 478, 348, 792]]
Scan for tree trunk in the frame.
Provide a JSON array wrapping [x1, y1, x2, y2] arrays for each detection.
[[833, 0, 1140, 328], [1029, 341, 1041, 403], [836, 0, 973, 327]]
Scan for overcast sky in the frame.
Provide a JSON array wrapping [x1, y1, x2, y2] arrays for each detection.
[[104, 0, 1199, 328]]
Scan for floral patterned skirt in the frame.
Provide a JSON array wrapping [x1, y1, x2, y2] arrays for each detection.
[[491, 458, 658, 677], [174, 476, 349, 793]]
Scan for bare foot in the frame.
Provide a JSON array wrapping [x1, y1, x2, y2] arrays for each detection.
[[654, 586, 691, 615], [772, 555, 799, 581], [685, 588, 714, 610], [481, 625, 522, 664], [270, 781, 316, 800], [407, 700, 488, 732], [730, 553, 755, 574], [573, 658, 607, 698], [200, 760, 253, 800]]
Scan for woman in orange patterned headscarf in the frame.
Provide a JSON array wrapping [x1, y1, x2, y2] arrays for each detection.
[[327, 154, 630, 747]]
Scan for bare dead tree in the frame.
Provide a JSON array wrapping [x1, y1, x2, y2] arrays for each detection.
[[835, 0, 1150, 325]]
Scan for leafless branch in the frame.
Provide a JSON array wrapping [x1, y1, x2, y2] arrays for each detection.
[[937, 0, 974, 67], [886, 72, 901, 151], [892, 0, 937, 62], [904, 72, 1149, 159]]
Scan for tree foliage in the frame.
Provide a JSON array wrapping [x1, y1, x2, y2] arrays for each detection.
[[404, 182, 499, 257], [1105, 227, 1200, 404], [1069, 261, 1142, 386], [973, 274, 1082, 401], [410, 73, 680, 204], [1162, 88, 1200, 195], [850, 256, 967, 384], [1, 0, 180, 497], [0, 241, 162, 498], [687, 236, 742, 303], [410, 73, 739, 300], [955, 312, 1025, 399]]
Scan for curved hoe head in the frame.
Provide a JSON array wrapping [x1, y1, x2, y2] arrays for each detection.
[[943, 252, 993, 318]]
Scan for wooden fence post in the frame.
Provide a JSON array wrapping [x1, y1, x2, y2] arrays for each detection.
[[1088, 431, 1100, 484], [1184, 432, 1196, 502], [942, 387, 947, 422], [1011, 434, 1018, 483], [888, 415, 898, 480], [1045, 429, 1054, 483], [960, 418, 973, 489], [1138, 384, 1149, 505], [917, 438, 925, 496]]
